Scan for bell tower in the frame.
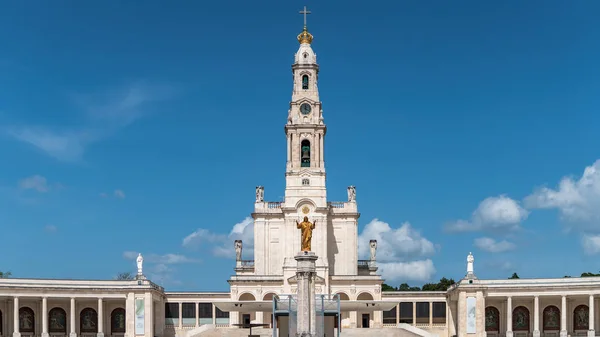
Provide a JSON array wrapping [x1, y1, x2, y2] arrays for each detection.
[[284, 7, 327, 208]]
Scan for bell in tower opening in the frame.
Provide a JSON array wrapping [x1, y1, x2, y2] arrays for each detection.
[[301, 140, 311, 167]]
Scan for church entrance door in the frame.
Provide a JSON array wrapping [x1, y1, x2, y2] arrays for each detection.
[[362, 314, 370, 328]]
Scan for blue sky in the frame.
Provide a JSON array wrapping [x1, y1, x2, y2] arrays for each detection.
[[1, 1, 599, 291]]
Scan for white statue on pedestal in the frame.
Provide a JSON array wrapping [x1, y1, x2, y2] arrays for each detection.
[[347, 185, 356, 202], [256, 186, 264, 202], [136, 253, 144, 276], [467, 252, 474, 275], [234, 240, 243, 261], [369, 240, 377, 261]]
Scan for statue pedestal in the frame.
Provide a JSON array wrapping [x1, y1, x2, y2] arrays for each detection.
[[295, 251, 318, 337]]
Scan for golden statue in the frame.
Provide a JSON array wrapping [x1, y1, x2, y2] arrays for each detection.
[[296, 216, 316, 251]]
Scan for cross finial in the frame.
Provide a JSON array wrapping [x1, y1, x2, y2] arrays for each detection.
[[299, 6, 311, 28]]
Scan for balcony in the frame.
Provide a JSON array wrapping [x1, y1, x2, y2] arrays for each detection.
[[254, 201, 283, 214], [235, 260, 255, 274], [327, 201, 358, 214]]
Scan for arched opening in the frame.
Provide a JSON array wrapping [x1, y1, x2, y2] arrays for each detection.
[[512, 306, 530, 331], [335, 293, 351, 328], [263, 293, 277, 328], [49, 307, 67, 333], [543, 305, 560, 331], [356, 293, 374, 328], [0, 309, 3, 335], [302, 75, 309, 90], [485, 306, 500, 332], [238, 293, 256, 326], [19, 307, 35, 333], [573, 305, 589, 330], [301, 140, 310, 167], [111, 308, 126, 334], [80, 307, 98, 333]]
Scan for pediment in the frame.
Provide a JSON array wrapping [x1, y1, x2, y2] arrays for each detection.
[[287, 275, 326, 285]]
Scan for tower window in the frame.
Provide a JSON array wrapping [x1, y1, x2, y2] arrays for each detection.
[[302, 179, 310, 186], [302, 75, 309, 90], [301, 140, 310, 167]]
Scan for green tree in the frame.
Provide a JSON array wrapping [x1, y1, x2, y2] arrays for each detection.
[[0, 271, 12, 278], [581, 272, 600, 277], [509, 272, 520, 279], [115, 272, 135, 280], [382, 283, 397, 291], [398, 283, 421, 291], [422, 277, 456, 291]]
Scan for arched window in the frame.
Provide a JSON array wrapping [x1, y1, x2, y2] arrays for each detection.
[[49, 307, 67, 333], [573, 305, 589, 330], [485, 306, 500, 332], [512, 306, 530, 331], [302, 75, 309, 90], [19, 307, 35, 333], [543, 305, 560, 330], [111, 308, 126, 333], [301, 140, 310, 167], [80, 308, 98, 333]]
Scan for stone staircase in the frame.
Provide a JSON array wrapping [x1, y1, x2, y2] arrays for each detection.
[[340, 324, 439, 337], [195, 327, 272, 337]]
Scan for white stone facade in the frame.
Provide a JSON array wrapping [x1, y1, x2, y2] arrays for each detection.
[[2, 20, 600, 337]]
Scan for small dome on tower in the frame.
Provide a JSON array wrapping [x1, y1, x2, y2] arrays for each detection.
[[297, 27, 313, 44]]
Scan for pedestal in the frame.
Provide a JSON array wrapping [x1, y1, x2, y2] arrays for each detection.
[[295, 251, 318, 337], [533, 330, 540, 337], [13, 333, 21, 337], [41, 333, 50, 337], [97, 333, 105, 337], [506, 331, 513, 337], [588, 331, 595, 337], [70, 333, 77, 337], [560, 330, 568, 337]]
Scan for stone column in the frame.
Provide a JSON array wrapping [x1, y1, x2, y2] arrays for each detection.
[[125, 293, 135, 337], [533, 296, 540, 337], [70, 298, 77, 337], [589, 295, 595, 337], [458, 292, 466, 337], [561, 295, 567, 337], [477, 291, 486, 337], [212, 304, 216, 325], [429, 302, 433, 328], [178, 303, 182, 329], [144, 293, 154, 337], [295, 251, 318, 337], [98, 298, 104, 337], [396, 304, 400, 326], [506, 297, 513, 337], [42, 297, 49, 337], [13, 297, 20, 337], [412, 302, 417, 326], [195, 303, 199, 328]]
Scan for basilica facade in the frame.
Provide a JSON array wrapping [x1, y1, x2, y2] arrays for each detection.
[[2, 14, 600, 337]]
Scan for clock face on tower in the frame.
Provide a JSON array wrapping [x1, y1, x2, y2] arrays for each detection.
[[300, 103, 312, 115]]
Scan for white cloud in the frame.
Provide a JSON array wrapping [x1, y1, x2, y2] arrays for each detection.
[[114, 189, 125, 199], [44, 224, 58, 233], [19, 175, 50, 192], [474, 237, 516, 253], [378, 260, 436, 282], [122, 251, 197, 264], [525, 160, 600, 224], [582, 235, 600, 255], [4, 82, 176, 162], [358, 218, 437, 282], [445, 195, 528, 232], [182, 217, 254, 259]]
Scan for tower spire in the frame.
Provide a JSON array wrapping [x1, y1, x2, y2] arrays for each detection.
[[297, 6, 313, 44]]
